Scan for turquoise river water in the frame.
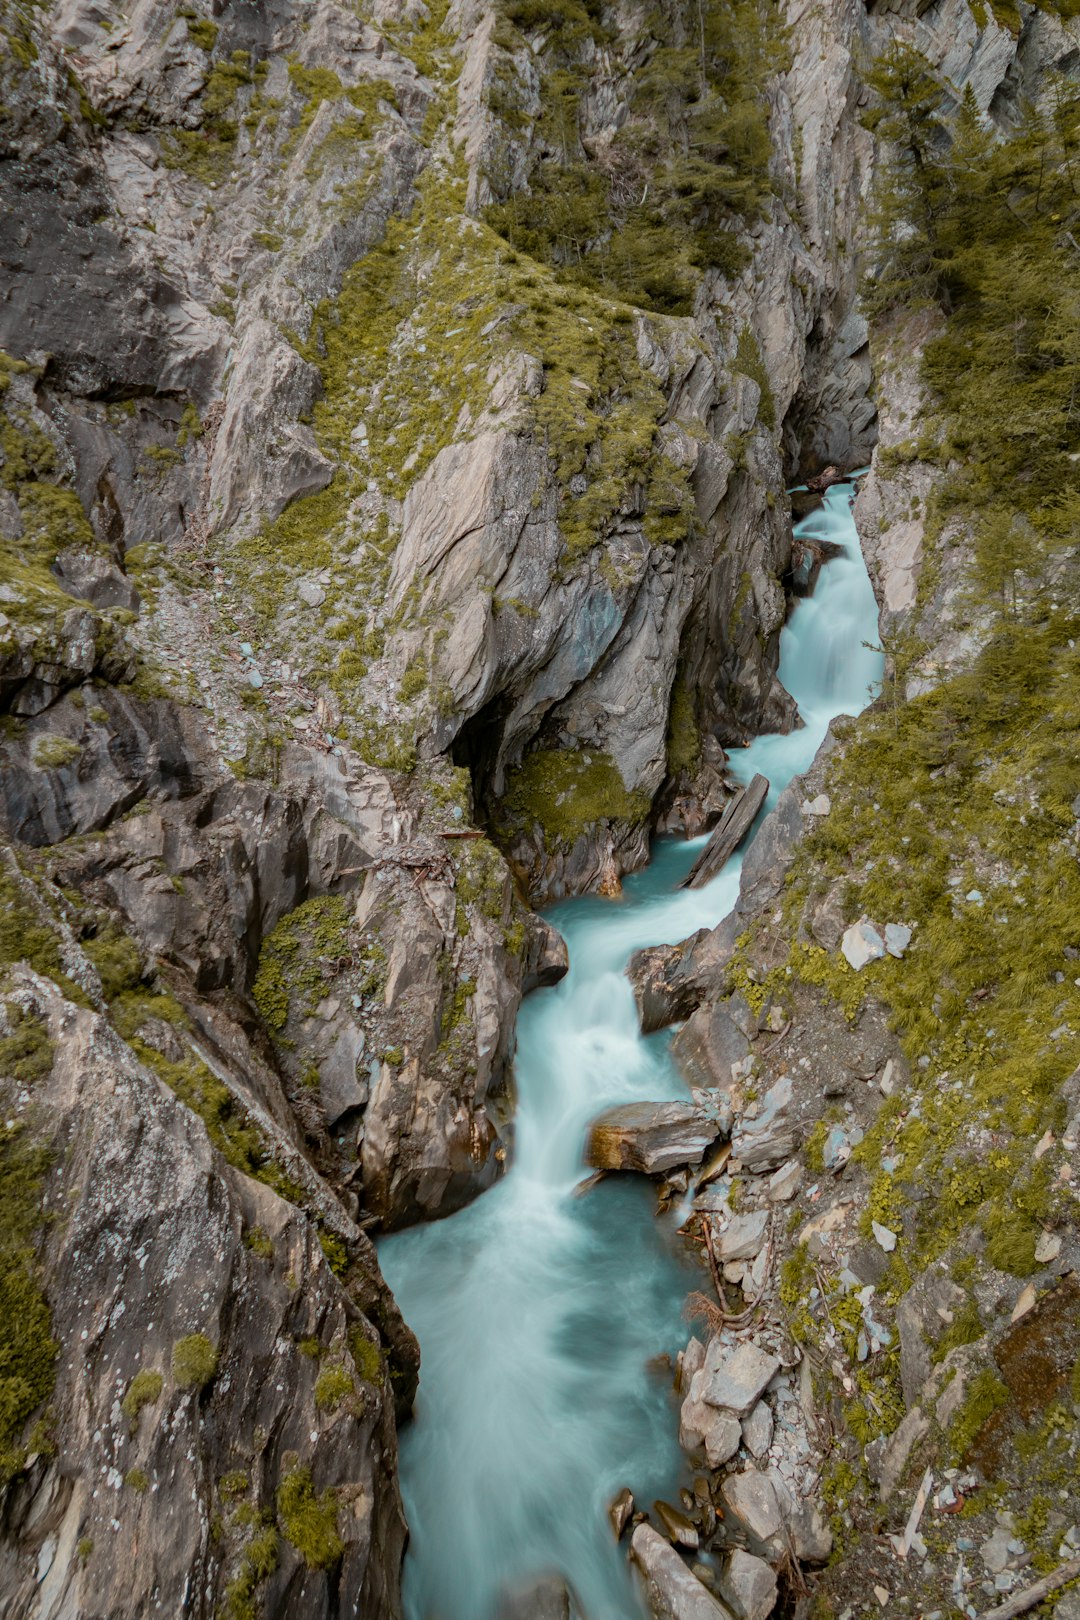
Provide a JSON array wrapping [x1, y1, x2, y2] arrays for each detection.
[[379, 481, 884, 1620]]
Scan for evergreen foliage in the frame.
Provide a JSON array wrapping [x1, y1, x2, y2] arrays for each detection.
[[486, 0, 788, 313], [864, 51, 1080, 582]]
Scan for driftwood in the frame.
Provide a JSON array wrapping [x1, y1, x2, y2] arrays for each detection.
[[680, 774, 769, 889], [974, 1555, 1080, 1620]]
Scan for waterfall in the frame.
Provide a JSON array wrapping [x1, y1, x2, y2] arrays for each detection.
[[378, 482, 884, 1620]]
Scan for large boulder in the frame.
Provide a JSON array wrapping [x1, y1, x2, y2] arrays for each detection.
[[630, 1525, 735, 1620], [585, 1099, 728, 1176]]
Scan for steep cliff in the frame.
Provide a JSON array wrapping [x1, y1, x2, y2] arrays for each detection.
[[3, 0, 1077, 1612]]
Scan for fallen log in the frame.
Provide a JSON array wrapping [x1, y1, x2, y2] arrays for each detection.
[[679, 774, 769, 890], [974, 1555, 1080, 1620]]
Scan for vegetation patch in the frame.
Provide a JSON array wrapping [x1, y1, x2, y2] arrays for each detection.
[[121, 1367, 164, 1431], [0, 1004, 53, 1085], [276, 1466, 344, 1570], [252, 895, 351, 1034], [171, 1332, 218, 1391], [501, 747, 652, 847], [0, 1123, 57, 1482], [485, 0, 788, 315]]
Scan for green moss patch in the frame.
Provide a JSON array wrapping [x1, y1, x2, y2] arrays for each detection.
[[171, 1332, 218, 1391], [276, 1466, 344, 1570], [252, 895, 351, 1034], [121, 1367, 164, 1430], [501, 746, 651, 847]]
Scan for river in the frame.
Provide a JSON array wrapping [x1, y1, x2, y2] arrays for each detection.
[[378, 479, 884, 1620]]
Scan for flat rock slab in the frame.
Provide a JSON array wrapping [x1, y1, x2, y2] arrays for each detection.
[[680, 775, 769, 890], [700, 1341, 780, 1415], [631, 1524, 736, 1620], [715, 1210, 769, 1261], [586, 1100, 725, 1176]]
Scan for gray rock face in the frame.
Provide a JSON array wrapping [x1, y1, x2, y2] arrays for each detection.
[[630, 1524, 736, 1620], [585, 1100, 728, 1176], [671, 1003, 750, 1091], [0, 973, 415, 1620]]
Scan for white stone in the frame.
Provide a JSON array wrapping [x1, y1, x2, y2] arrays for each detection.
[[804, 794, 831, 817], [884, 922, 911, 958], [1034, 1231, 1061, 1264], [841, 920, 886, 971], [872, 1221, 898, 1252]]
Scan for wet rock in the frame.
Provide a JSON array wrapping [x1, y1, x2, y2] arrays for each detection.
[[715, 1211, 769, 1262], [699, 1341, 780, 1415], [494, 1574, 576, 1620], [723, 1549, 778, 1620], [610, 1488, 635, 1540], [627, 936, 712, 1034], [655, 1499, 700, 1550], [731, 1077, 794, 1172], [841, 919, 886, 971], [585, 1100, 727, 1176], [630, 1524, 736, 1620], [671, 1002, 749, 1091]]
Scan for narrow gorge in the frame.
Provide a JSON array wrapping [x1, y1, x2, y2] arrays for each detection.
[[0, 1, 1078, 1618]]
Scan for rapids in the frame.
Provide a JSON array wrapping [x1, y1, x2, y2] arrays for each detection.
[[379, 481, 884, 1619]]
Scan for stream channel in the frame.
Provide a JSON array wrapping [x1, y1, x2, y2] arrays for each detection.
[[379, 480, 885, 1620]]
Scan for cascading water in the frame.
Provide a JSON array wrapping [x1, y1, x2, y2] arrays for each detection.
[[379, 482, 885, 1620]]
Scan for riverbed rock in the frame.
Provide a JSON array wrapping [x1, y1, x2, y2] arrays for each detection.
[[720, 1471, 783, 1547], [585, 1101, 727, 1176], [630, 1524, 736, 1620], [494, 1575, 576, 1620], [610, 1488, 635, 1540], [722, 1550, 778, 1620], [655, 1499, 700, 1549], [699, 1341, 781, 1415]]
